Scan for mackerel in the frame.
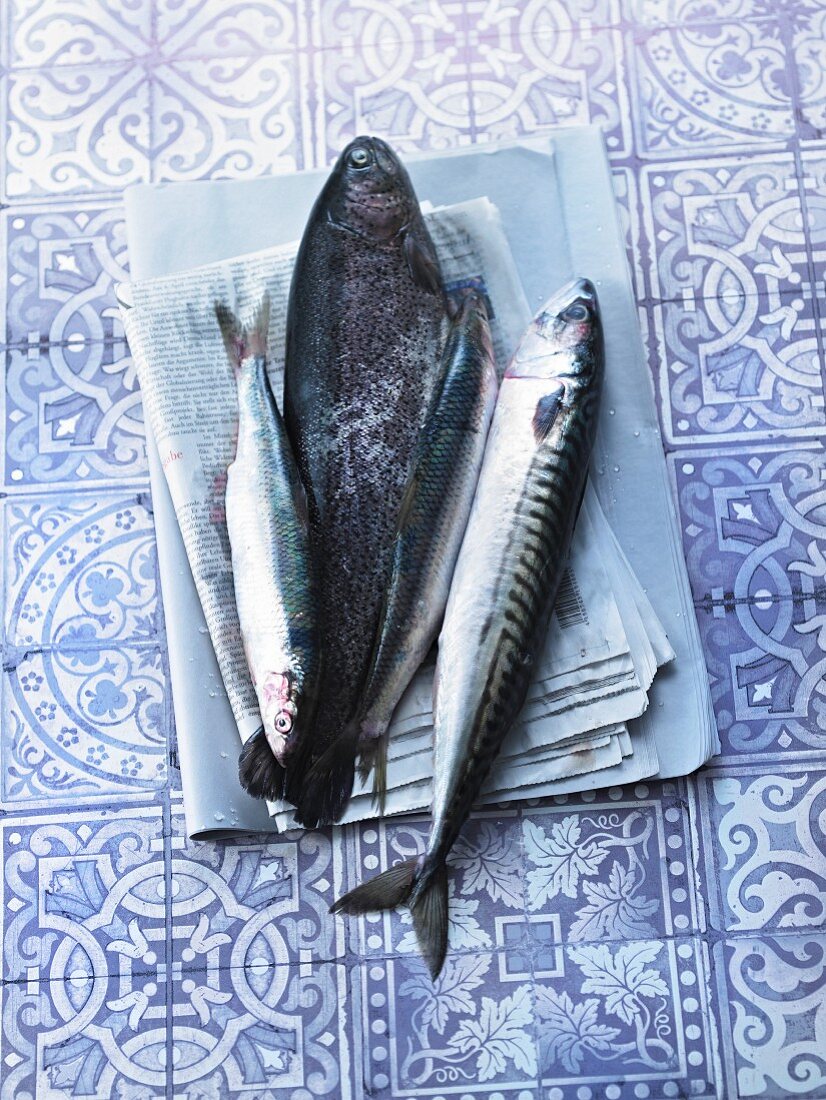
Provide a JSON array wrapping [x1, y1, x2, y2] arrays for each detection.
[[332, 278, 604, 977]]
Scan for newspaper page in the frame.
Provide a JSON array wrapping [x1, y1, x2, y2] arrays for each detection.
[[121, 198, 651, 773]]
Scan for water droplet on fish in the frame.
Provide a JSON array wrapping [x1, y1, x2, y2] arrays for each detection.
[[633, 430, 640, 438], [612, 465, 620, 473], [208, 691, 216, 697], [220, 752, 227, 759], [608, 408, 615, 416], [598, 466, 606, 476], [214, 813, 225, 822], [198, 626, 208, 635]]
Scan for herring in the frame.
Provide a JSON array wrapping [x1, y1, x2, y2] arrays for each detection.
[[283, 136, 450, 826], [331, 279, 604, 978], [353, 290, 499, 810], [216, 296, 320, 802]]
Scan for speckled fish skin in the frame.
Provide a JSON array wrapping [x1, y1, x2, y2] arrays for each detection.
[[283, 136, 449, 826], [218, 299, 320, 800], [330, 279, 603, 979], [354, 291, 499, 807]]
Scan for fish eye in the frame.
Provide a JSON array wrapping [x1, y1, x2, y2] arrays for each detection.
[[348, 147, 371, 169], [563, 303, 588, 321], [275, 712, 293, 733]]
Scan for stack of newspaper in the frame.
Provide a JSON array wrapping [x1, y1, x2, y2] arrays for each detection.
[[119, 132, 717, 840]]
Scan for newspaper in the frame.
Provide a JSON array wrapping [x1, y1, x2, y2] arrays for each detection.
[[121, 131, 716, 839], [121, 197, 656, 795]]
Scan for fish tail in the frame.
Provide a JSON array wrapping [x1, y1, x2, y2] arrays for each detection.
[[332, 857, 449, 979], [237, 727, 287, 801], [292, 725, 360, 828], [214, 293, 271, 369], [357, 725, 390, 816]]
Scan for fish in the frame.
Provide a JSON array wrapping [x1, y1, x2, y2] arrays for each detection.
[[216, 295, 321, 802], [352, 290, 499, 810], [331, 278, 604, 978], [283, 135, 450, 825]]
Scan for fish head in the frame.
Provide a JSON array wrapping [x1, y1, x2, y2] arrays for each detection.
[[507, 278, 601, 379], [325, 136, 418, 242], [260, 671, 302, 760]]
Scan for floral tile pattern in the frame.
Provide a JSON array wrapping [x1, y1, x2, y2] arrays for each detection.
[[629, 21, 795, 155], [2, 0, 826, 1095]]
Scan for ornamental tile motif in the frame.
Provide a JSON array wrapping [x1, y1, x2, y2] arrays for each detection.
[[1, 200, 128, 348], [672, 446, 826, 760], [718, 933, 826, 1098], [630, 21, 795, 155], [4, 341, 146, 486], [693, 765, 826, 934]]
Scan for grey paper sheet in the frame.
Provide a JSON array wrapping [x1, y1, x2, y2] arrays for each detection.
[[125, 127, 714, 839]]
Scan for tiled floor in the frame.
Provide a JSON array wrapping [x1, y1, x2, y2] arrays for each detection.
[[1, 0, 825, 1096]]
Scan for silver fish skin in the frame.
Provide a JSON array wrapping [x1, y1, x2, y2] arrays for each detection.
[[354, 291, 499, 808], [217, 297, 320, 802], [331, 278, 604, 978]]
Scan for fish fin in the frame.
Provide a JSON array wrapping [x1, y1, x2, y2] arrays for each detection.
[[403, 221, 442, 297], [357, 728, 390, 816], [532, 386, 565, 443], [410, 861, 449, 979], [330, 856, 418, 914], [292, 726, 360, 828], [214, 293, 271, 368], [237, 727, 287, 801], [281, 721, 316, 807]]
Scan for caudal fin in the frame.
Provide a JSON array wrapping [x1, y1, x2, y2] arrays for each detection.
[[292, 726, 359, 828], [332, 857, 449, 979], [237, 727, 286, 801], [215, 293, 271, 370]]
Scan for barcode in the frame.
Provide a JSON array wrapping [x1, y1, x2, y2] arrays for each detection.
[[555, 568, 588, 628]]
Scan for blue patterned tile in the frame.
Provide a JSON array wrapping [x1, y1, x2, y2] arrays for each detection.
[[170, 962, 352, 1097], [715, 932, 826, 1098], [533, 937, 719, 1099], [693, 765, 826, 933], [317, 36, 473, 162], [4, 492, 158, 647], [155, 0, 307, 59], [4, 343, 146, 486], [351, 952, 539, 1099], [340, 810, 529, 967], [521, 783, 698, 949], [467, 27, 630, 155], [1, 200, 127, 348], [0, 804, 165, 982], [1, 0, 153, 68], [649, 290, 824, 445], [792, 5, 826, 145], [629, 21, 795, 155], [150, 53, 313, 183], [315, 0, 465, 50], [468, 0, 622, 35], [669, 444, 826, 607], [640, 155, 807, 303], [168, 814, 346, 967], [0, 974, 169, 1099], [2, 643, 168, 805], [613, 165, 649, 303], [1, 66, 151, 201], [625, 0, 781, 27], [802, 153, 826, 295]]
